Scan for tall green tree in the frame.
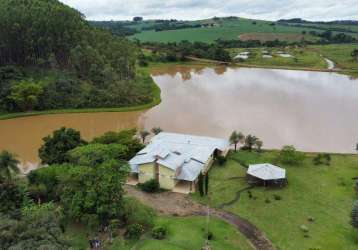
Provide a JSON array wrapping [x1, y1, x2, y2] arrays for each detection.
[[244, 135, 259, 151], [60, 160, 129, 225], [68, 143, 129, 167], [229, 131, 245, 151], [0, 150, 19, 181], [39, 127, 86, 165], [9, 81, 43, 111]]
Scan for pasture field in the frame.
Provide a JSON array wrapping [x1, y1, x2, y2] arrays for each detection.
[[193, 151, 358, 250], [309, 44, 358, 70]]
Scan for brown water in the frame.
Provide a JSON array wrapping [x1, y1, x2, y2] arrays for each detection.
[[0, 111, 144, 172], [1, 65, 358, 171]]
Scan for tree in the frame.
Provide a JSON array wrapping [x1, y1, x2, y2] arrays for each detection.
[[351, 200, 358, 229], [244, 135, 259, 151], [0, 203, 68, 249], [39, 127, 86, 165], [92, 129, 144, 159], [8, 81, 43, 111], [151, 127, 163, 135], [140, 130, 150, 143], [352, 49, 358, 61], [278, 145, 306, 165], [255, 140, 263, 152], [0, 150, 19, 181], [68, 143, 129, 167], [229, 131, 245, 151], [0, 181, 24, 214], [133, 16, 143, 22], [60, 160, 130, 225]]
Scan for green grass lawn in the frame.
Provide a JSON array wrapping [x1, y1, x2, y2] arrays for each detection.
[[228, 47, 327, 70], [193, 151, 358, 250], [65, 216, 253, 250], [309, 44, 358, 70]]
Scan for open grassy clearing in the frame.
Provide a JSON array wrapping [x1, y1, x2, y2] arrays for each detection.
[[309, 44, 358, 70], [193, 151, 358, 250], [65, 216, 253, 250], [228, 47, 327, 69]]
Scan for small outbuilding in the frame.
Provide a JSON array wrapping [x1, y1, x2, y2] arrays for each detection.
[[247, 163, 287, 187]]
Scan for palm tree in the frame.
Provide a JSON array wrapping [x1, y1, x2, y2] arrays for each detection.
[[229, 131, 245, 151], [0, 150, 20, 181], [151, 127, 163, 135], [245, 135, 259, 151], [140, 130, 150, 144]]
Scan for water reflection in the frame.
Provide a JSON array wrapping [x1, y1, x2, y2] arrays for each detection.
[[145, 66, 358, 154]]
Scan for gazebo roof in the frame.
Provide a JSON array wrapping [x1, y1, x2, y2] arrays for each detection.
[[247, 163, 286, 180]]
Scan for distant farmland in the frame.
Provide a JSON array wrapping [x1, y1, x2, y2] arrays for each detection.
[[128, 17, 358, 43]]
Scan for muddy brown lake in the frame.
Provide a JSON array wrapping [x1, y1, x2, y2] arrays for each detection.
[[1, 65, 358, 171]]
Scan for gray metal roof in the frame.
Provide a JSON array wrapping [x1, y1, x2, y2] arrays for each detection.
[[247, 164, 286, 180], [129, 132, 229, 181]]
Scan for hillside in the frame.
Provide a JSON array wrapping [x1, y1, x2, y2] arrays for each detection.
[[92, 17, 358, 43], [0, 0, 158, 116]]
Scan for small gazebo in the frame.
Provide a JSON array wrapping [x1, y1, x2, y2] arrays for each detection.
[[247, 163, 287, 187]]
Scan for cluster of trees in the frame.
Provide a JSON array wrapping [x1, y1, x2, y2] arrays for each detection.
[[216, 39, 293, 49], [309, 30, 357, 44], [229, 131, 263, 152], [0, 0, 156, 113], [140, 41, 231, 63], [0, 127, 159, 248], [0, 150, 70, 248], [90, 21, 138, 36]]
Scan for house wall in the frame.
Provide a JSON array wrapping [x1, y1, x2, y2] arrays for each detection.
[[158, 164, 176, 190], [138, 163, 154, 183], [202, 154, 214, 174]]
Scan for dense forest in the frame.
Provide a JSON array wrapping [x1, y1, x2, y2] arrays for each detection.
[[0, 0, 156, 113]]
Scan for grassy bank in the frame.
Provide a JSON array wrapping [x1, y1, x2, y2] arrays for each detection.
[[193, 151, 358, 250], [309, 44, 358, 70], [0, 76, 161, 121], [65, 216, 253, 250]]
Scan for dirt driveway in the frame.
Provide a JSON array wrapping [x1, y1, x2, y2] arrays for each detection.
[[125, 186, 276, 250]]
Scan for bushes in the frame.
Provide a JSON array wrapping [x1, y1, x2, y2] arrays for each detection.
[[122, 197, 156, 228], [277, 145, 306, 165], [152, 226, 167, 240], [216, 155, 227, 166], [139, 179, 160, 193], [125, 224, 144, 239], [313, 154, 331, 166]]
